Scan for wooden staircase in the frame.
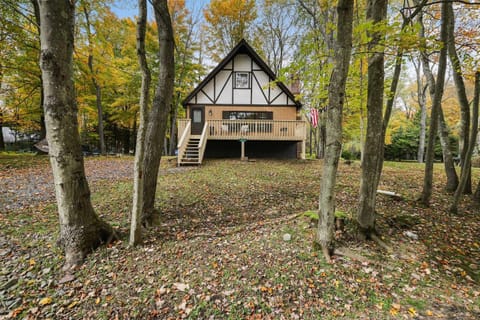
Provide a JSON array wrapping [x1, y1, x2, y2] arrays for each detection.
[[179, 136, 201, 165]]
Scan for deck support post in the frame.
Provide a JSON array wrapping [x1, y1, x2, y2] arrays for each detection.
[[301, 140, 306, 159], [240, 139, 247, 161]]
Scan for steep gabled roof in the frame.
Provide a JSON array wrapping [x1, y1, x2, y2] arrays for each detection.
[[182, 39, 301, 108]]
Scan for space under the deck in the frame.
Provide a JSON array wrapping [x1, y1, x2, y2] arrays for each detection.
[[204, 140, 299, 159]]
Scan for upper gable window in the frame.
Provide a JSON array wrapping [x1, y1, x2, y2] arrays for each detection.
[[234, 72, 250, 89]]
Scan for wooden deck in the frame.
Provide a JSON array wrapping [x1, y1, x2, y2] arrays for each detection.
[[178, 119, 306, 141]]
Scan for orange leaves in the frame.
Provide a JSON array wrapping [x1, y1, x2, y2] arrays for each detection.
[[204, 0, 257, 24]]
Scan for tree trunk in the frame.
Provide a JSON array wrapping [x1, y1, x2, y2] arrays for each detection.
[[446, 2, 471, 194], [168, 96, 179, 156], [420, 1, 449, 206], [417, 3, 458, 193], [38, 0, 116, 268], [141, 0, 175, 225], [451, 71, 479, 213], [30, 1, 46, 141], [316, 0, 354, 261], [0, 111, 5, 151], [83, 5, 106, 155], [413, 57, 427, 163], [356, 0, 387, 237], [130, 0, 151, 246]]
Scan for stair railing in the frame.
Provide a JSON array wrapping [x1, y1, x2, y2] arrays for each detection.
[[198, 122, 208, 164], [177, 120, 191, 165]]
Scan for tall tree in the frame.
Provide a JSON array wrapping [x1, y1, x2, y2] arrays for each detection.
[[258, 0, 297, 75], [446, 1, 472, 193], [412, 56, 427, 163], [167, 0, 203, 156], [451, 71, 479, 213], [420, 1, 449, 206], [78, 0, 109, 155], [37, 0, 116, 268], [130, 0, 151, 245], [417, 3, 458, 192], [203, 0, 257, 62], [356, 0, 388, 239], [317, 0, 354, 261], [141, 0, 175, 226]]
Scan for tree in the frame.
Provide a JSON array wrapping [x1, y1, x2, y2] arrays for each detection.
[[77, 0, 111, 155], [37, 0, 116, 268], [451, 71, 479, 213], [356, 0, 388, 239], [257, 0, 297, 75], [446, 1, 472, 194], [167, 0, 204, 156], [130, 0, 175, 232], [203, 0, 257, 62], [417, 2, 458, 193], [130, 0, 151, 245], [317, 0, 354, 262], [412, 55, 427, 163], [420, 1, 449, 206]]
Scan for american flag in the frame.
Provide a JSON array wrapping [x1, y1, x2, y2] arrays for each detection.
[[310, 108, 319, 128]]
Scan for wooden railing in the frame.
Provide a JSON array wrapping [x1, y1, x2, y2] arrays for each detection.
[[177, 120, 191, 165], [207, 120, 306, 141], [198, 121, 208, 163]]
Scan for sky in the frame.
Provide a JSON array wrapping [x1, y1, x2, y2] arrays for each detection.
[[109, 0, 210, 19]]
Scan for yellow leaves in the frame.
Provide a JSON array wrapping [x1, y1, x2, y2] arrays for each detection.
[[39, 297, 52, 306], [408, 307, 417, 316], [389, 303, 400, 316], [260, 286, 273, 294], [29, 258, 36, 266], [426, 310, 434, 316]]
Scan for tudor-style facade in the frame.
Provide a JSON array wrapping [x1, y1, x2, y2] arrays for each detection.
[[177, 39, 306, 165]]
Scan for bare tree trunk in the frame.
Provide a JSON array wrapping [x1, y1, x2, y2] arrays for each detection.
[[420, 1, 449, 206], [130, 0, 151, 246], [418, 5, 458, 193], [356, 0, 387, 238], [37, 0, 116, 269], [82, 4, 106, 155], [451, 71, 479, 213], [446, 2, 471, 194], [141, 0, 175, 225], [168, 103, 178, 156], [316, 0, 354, 261], [0, 111, 5, 151]]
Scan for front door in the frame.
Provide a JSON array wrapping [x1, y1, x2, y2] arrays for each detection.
[[190, 106, 204, 135]]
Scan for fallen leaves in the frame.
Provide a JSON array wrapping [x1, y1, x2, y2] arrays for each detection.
[[1, 157, 480, 319], [38, 297, 52, 306]]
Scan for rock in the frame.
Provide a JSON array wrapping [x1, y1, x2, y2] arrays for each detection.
[[403, 231, 418, 240], [1, 278, 18, 291], [42, 268, 51, 275], [283, 233, 292, 241], [58, 274, 75, 284]]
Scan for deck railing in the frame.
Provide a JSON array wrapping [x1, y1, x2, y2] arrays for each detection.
[[207, 119, 306, 141], [177, 120, 191, 165], [198, 121, 208, 163], [177, 119, 306, 143]]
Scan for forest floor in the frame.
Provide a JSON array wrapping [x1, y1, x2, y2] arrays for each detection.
[[0, 153, 479, 319]]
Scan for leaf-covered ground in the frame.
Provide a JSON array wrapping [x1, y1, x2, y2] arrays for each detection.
[[1, 155, 479, 319]]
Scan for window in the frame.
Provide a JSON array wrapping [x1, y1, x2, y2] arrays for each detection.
[[234, 72, 250, 89], [222, 111, 273, 133], [193, 109, 202, 123], [222, 111, 273, 120]]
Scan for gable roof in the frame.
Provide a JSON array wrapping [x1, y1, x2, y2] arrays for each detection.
[[182, 39, 301, 108]]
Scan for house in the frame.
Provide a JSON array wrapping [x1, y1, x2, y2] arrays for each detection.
[[178, 39, 306, 165]]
